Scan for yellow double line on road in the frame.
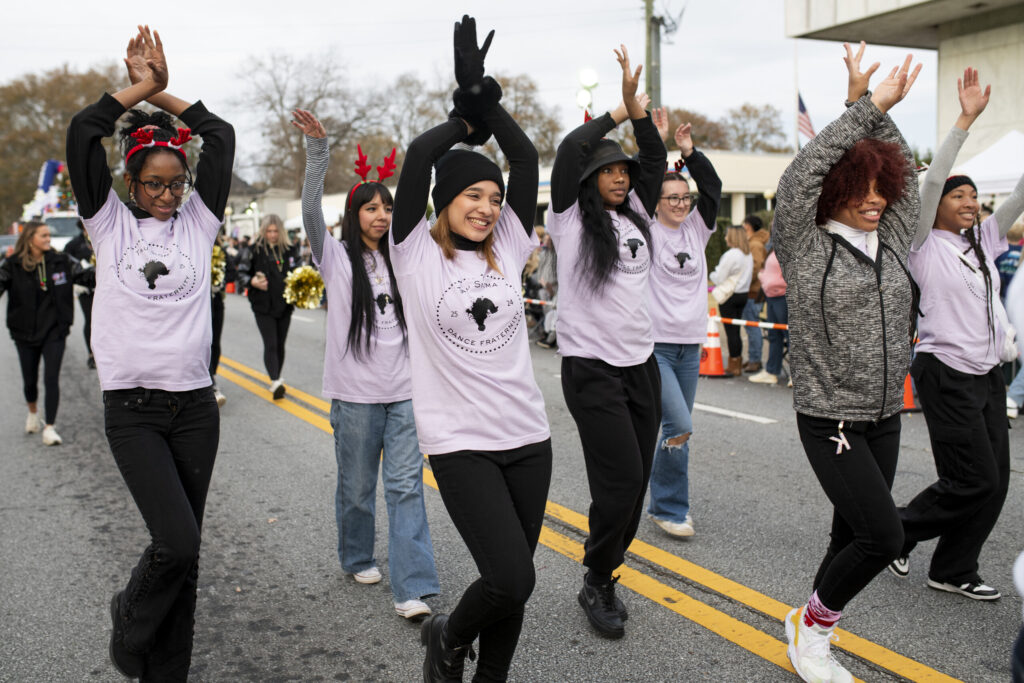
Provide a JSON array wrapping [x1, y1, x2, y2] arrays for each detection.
[[217, 356, 960, 683]]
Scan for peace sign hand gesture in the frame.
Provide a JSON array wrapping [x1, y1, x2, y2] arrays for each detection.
[[290, 109, 326, 139]]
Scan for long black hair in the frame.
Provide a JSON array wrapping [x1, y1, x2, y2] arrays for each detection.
[[117, 110, 193, 192], [962, 219, 997, 345], [341, 182, 406, 359], [576, 171, 651, 292]]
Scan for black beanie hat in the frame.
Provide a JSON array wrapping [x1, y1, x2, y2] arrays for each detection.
[[942, 174, 977, 198], [431, 149, 505, 214]]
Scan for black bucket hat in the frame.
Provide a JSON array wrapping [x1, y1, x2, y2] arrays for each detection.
[[579, 139, 642, 186]]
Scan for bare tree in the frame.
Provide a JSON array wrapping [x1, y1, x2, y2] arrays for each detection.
[[722, 103, 792, 154]]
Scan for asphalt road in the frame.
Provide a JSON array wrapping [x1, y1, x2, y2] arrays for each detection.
[[1, 293, 1021, 682]]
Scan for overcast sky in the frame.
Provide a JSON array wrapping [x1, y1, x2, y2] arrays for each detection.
[[5, 1, 942, 179]]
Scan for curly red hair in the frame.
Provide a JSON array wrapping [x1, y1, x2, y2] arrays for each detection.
[[815, 138, 909, 225]]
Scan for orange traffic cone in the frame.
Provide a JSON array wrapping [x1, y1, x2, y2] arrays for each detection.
[[901, 374, 920, 412], [699, 309, 727, 377]]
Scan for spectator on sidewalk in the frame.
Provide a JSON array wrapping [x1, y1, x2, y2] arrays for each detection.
[[742, 215, 769, 372]]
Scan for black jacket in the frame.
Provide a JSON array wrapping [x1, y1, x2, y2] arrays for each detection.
[[0, 250, 92, 343], [238, 242, 300, 317]]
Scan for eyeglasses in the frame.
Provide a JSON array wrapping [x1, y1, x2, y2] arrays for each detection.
[[660, 194, 692, 207], [137, 179, 192, 198]]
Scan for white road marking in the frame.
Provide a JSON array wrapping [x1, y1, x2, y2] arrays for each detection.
[[693, 403, 777, 424]]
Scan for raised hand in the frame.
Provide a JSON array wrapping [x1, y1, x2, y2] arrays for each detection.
[[651, 106, 668, 140], [674, 123, 694, 157], [958, 67, 991, 121], [136, 25, 167, 90], [290, 109, 326, 139], [843, 41, 880, 103], [453, 14, 495, 89], [615, 45, 645, 120], [124, 31, 149, 84], [870, 54, 922, 114]]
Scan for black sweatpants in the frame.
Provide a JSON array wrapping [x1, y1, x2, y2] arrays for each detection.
[[562, 355, 661, 581], [900, 352, 1010, 584], [718, 292, 747, 358], [253, 310, 291, 381], [428, 439, 552, 682], [209, 295, 224, 379], [15, 327, 66, 425], [104, 386, 219, 681], [797, 412, 903, 611]]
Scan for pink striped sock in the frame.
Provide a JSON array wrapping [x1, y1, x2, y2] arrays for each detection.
[[804, 591, 841, 628]]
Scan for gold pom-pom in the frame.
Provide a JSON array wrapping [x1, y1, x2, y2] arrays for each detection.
[[283, 265, 325, 309], [211, 244, 226, 288]]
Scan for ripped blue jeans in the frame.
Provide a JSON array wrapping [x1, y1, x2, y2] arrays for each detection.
[[647, 343, 700, 523]]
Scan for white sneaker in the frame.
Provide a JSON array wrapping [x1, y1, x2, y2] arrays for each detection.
[[649, 514, 695, 538], [214, 388, 227, 407], [25, 412, 42, 434], [269, 379, 285, 400], [394, 599, 432, 620], [1007, 397, 1018, 419], [42, 425, 63, 446], [785, 607, 852, 683], [353, 566, 382, 584], [749, 370, 779, 385]]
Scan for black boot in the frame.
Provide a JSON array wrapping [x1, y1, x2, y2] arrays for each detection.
[[578, 575, 625, 639], [420, 614, 475, 682], [109, 591, 145, 678]]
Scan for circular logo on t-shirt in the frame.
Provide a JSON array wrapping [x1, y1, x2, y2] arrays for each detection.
[[435, 274, 523, 354], [656, 239, 702, 280], [613, 219, 651, 275], [115, 239, 198, 301], [956, 256, 989, 303]]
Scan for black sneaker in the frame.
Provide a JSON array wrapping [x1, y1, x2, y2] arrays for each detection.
[[420, 614, 475, 682], [888, 555, 910, 578], [926, 577, 1001, 601], [578, 576, 625, 639], [109, 592, 145, 678]]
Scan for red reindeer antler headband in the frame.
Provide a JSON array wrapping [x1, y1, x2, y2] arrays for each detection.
[[347, 145, 398, 209], [125, 125, 192, 162]]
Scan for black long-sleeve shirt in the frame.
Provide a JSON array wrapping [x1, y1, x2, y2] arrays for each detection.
[[66, 93, 235, 221], [550, 112, 666, 217], [392, 105, 539, 245], [679, 149, 722, 230]]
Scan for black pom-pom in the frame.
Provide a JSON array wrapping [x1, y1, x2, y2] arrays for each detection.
[[452, 77, 503, 119]]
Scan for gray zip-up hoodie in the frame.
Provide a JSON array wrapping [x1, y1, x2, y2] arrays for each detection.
[[773, 95, 920, 422]]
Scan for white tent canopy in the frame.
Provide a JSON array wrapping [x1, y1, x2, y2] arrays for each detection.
[[952, 130, 1024, 197]]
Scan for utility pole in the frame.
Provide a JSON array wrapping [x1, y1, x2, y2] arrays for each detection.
[[644, 1, 685, 109]]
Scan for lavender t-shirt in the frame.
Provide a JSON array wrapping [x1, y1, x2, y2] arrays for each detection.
[[389, 213, 550, 454], [84, 189, 219, 391], [647, 214, 713, 345], [315, 238, 411, 403], [547, 193, 654, 366], [910, 216, 1008, 375]]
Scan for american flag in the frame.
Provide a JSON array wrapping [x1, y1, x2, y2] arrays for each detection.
[[797, 94, 816, 140]]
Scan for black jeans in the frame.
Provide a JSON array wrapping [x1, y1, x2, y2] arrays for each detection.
[[796, 412, 903, 611], [253, 310, 292, 381], [562, 355, 661, 580], [15, 326, 66, 424], [78, 291, 93, 354], [428, 439, 552, 682], [104, 386, 219, 681], [900, 352, 1010, 584], [718, 292, 747, 358], [210, 295, 224, 379]]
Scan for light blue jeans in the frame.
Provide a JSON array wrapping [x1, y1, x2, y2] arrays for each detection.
[[647, 343, 700, 523], [742, 298, 763, 363], [330, 399, 439, 602]]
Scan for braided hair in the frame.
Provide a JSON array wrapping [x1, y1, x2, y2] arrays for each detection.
[[576, 171, 651, 293], [961, 220, 997, 345]]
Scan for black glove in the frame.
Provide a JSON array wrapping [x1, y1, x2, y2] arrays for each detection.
[[448, 108, 492, 147], [453, 14, 494, 89], [453, 76, 502, 119]]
